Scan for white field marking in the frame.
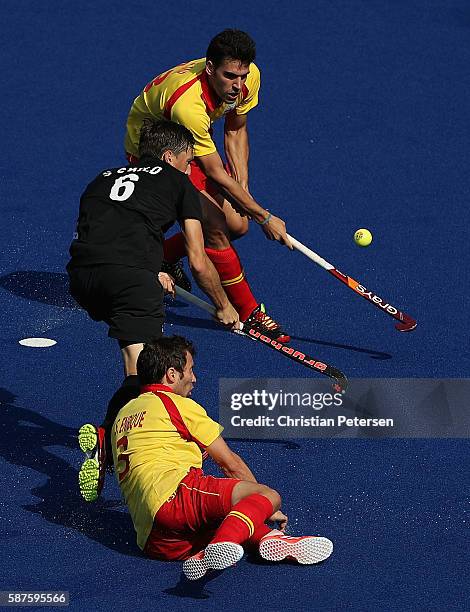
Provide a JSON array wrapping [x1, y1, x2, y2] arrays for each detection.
[[19, 337, 57, 348]]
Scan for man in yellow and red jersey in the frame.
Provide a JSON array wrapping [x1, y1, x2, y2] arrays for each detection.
[[111, 336, 334, 580], [124, 29, 292, 344]]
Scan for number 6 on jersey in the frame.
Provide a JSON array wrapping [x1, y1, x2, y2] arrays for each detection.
[[110, 174, 140, 201]]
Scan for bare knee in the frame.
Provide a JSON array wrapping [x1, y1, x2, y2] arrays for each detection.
[[232, 481, 281, 511], [229, 216, 249, 241], [258, 485, 281, 512], [203, 227, 231, 250], [216, 192, 249, 240]]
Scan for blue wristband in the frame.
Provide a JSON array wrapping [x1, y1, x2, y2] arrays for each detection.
[[257, 212, 272, 226]]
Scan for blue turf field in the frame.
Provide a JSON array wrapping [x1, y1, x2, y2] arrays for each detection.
[[1, 1, 469, 610]]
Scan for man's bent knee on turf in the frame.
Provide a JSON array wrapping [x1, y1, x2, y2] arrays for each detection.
[[231, 481, 281, 512]]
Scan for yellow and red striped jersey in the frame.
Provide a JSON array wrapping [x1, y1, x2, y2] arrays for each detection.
[[110, 383, 223, 550], [125, 58, 260, 158]]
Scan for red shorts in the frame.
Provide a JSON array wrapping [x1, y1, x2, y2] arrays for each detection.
[[126, 154, 224, 199], [143, 468, 240, 561], [188, 160, 220, 198]]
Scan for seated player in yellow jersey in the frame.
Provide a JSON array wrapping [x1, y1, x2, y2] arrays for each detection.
[[125, 30, 293, 344], [111, 336, 333, 580]]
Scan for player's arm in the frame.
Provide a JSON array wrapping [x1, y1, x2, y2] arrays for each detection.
[[206, 436, 287, 528], [196, 151, 292, 249], [206, 435, 257, 482], [224, 112, 250, 191], [180, 218, 239, 327]]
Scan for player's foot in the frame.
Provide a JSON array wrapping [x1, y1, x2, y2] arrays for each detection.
[[78, 424, 106, 502], [259, 531, 333, 564], [182, 542, 244, 581], [161, 260, 192, 293], [182, 550, 206, 581], [243, 304, 290, 344]]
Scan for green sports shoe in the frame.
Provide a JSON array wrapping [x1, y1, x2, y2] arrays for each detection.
[[78, 424, 106, 502]]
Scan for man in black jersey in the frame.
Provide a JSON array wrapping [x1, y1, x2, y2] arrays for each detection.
[[67, 119, 238, 502]]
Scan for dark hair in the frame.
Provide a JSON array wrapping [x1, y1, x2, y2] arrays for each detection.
[[137, 336, 195, 384], [138, 119, 195, 158], [206, 29, 256, 68]]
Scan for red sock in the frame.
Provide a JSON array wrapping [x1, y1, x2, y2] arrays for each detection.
[[204, 246, 258, 320], [210, 494, 274, 546], [163, 232, 186, 263], [247, 523, 272, 547]]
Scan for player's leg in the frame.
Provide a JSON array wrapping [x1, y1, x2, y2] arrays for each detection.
[[99, 341, 143, 454], [94, 342, 144, 450], [205, 480, 279, 546], [102, 264, 164, 455], [199, 191, 290, 341], [231, 481, 334, 564], [163, 165, 290, 342], [181, 476, 278, 579], [212, 189, 249, 241], [94, 341, 143, 461], [68, 264, 108, 500], [229, 481, 333, 564], [183, 477, 333, 579], [77, 265, 164, 501], [144, 469, 228, 563], [120, 342, 144, 376]]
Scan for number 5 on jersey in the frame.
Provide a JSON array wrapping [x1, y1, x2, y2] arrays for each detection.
[[116, 435, 130, 481]]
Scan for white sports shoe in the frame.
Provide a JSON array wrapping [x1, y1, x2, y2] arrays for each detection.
[[183, 542, 244, 581], [259, 530, 333, 564]]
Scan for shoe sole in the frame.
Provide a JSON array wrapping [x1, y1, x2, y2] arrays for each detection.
[[260, 536, 333, 564], [78, 424, 98, 454], [78, 424, 106, 501], [183, 542, 244, 581], [78, 458, 100, 502], [182, 555, 206, 581]]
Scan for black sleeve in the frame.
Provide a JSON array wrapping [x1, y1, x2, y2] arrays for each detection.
[[177, 176, 203, 223]]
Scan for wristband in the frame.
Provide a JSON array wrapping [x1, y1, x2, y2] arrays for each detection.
[[257, 212, 272, 226]]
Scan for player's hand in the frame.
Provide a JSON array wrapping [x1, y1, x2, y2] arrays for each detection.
[[268, 510, 288, 531], [260, 214, 293, 249], [214, 303, 240, 329], [158, 272, 175, 297]]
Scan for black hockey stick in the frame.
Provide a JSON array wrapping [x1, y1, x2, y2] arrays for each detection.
[[173, 287, 348, 393]]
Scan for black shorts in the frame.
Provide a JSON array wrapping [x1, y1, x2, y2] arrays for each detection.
[[67, 264, 164, 344]]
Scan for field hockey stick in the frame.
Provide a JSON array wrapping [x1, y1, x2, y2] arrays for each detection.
[[286, 234, 417, 332], [174, 286, 348, 393]]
